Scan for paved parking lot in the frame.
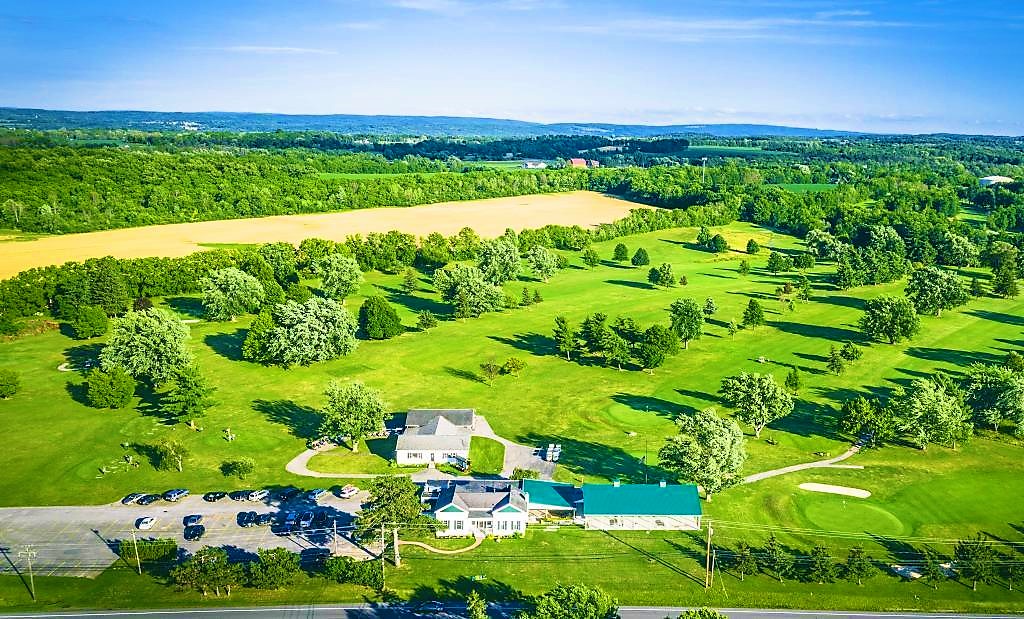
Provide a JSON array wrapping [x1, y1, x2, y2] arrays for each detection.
[[0, 491, 373, 578]]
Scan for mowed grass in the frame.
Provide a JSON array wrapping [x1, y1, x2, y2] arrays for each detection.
[[305, 437, 425, 475], [469, 436, 505, 475]]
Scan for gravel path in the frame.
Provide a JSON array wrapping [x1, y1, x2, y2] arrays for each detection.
[[743, 444, 862, 484]]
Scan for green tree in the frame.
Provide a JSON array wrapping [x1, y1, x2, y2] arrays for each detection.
[[746, 239, 761, 254], [1006, 351, 1024, 373], [318, 381, 389, 452], [220, 457, 256, 480], [859, 295, 920, 344], [153, 439, 189, 472], [696, 226, 712, 247], [955, 535, 997, 591], [264, 297, 359, 366], [741, 299, 765, 330], [259, 242, 297, 284], [635, 323, 680, 370], [887, 378, 972, 450], [417, 310, 438, 330], [719, 372, 794, 438], [839, 396, 897, 446], [401, 268, 419, 294], [921, 547, 947, 589], [992, 264, 1020, 298], [161, 363, 216, 428], [648, 263, 675, 287], [70, 305, 109, 339], [905, 266, 968, 317], [808, 544, 838, 583], [527, 246, 559, 282], [355, 476, 439, 540], [839, 341, 862, 362], [480, 361, 502, 385], [709, 234, 729, 253], [668, 298, 704, 349], [202, 267, 265, 321], [433, 264, 504, 318], [738, 260, 751, 276], [613, 243, 629, 262], [100, 308, 192, 385], [502, 357, 527, 377], [702, 297, 717, 318], [520, 583, 618, 619], [761, 534, 793, 582], [466, 591, 488, 619], [602, 331, 631, 370], [478, 237, 521, 285], [241, 309, 275, 363], [358, 296, 404, 340], [248, 548, 301, 590], [553, 316, 579, 361], [85, 365, 135, 408], [171, 546, 244, 597], [318, 254, 364, 301], [678, 610, 729, 619], [844, 546, 875, 585], [658, 408, 746, 501], [631, 247, 650, 267], [970, 277, 985, 297], [582, 247, 601, 268], [727, 320, 738, 337], [827, 345, 845, 376], [733, 542, 758, 581], [784, 366, 802, 394], [0, 369, 21, 399]]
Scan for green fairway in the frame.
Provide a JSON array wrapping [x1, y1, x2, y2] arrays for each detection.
[[469, 436, 505, 475], [305, 437, 425, 474]]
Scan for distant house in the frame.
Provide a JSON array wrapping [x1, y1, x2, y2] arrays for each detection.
[[579, 481, 702, 531], [432, 480, 528, 537], [567, 158, 600, 169], [395, 409, 474, 466], [980, 175, 1015, 187], [522, 479, 581, 516], [522, 160, 548, 169]]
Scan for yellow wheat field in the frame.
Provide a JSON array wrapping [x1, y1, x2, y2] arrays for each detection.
[[0, 191, 645, 278]]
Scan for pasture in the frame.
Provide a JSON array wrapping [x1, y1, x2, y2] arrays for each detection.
[[0, 191, 639, 279]]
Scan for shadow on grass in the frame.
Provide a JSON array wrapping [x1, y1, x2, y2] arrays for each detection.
[[254, 399, 320, 440], [378, 284, 450, 317], [768, 398, 842, 441], [904, 346, 1005, 369], [521, 433, 674, 484], [967, 309, 1024, 327], [444, 366, 486, 385], [768, 320, 863, 343], [611, 393, 694, 421], [204, 329, 247, 362], [604, 279, 653, 290], [816, 294, 866, 310], [408, 577, 527, 604], [63, 342, 104, 370], [605, 531, 704, 585], [488, 333, 555, 357], [166, 297, 205, 319]]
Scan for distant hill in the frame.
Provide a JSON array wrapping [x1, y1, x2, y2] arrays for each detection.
[[0, 107, 862, 138]]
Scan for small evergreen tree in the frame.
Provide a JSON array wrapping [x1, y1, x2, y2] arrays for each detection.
[[922, 547, 947, 589], [970, 277, 985, 297], [840, 341, 862, 362], [703, 297, 717, 318], [401, 268, 419, 294], [784, 366, 802, 394], [532, 289, 543, 304], [359, 296, 403, 340], [85, 365, 135, 408], [613, 243, 629, 262], [733, 542, 758, 581], [739, 260, 751, 276], [502, 357, 527, 377], [746, 239, 761, 254], [709, 234, 729, 253], [808, 544, 838, 583], [761, 534, 793, 582], [844, 546, 875, 585], [827, 345, 846, 375], [480, 362, 501, 385], [631, 247, 650, 267], [742, 299, 765, 329], [417, 310, 438, 330], [582, 247, 601, 268]]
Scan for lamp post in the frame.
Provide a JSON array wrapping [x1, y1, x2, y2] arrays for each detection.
[[701, 157, 708, 184]]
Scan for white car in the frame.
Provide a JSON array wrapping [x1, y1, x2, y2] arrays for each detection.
[[339, 484, 359, 499], [136, 517, 156, 530]]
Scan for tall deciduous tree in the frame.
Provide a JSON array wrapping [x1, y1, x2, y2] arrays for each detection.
[[635, 323, 680, 370], [719, 373, 794, 438], [658, 408, 746, 501], [433, 264, 504, 318], [264, 297, 358, 366], [859, 295, 920, 344], [955, 535, 997, 591], [887, 377, 972, 450], [527, 246, 559, 282], [668, 299, 704, 349], [161, 363, 216, 428], [478, 237, 520, 285], [248, 548, 301, 590], [742, 299, 765, 330], [202, 267, 265, 321], [100, 308, 192, 385], [355, 475, 438, 540], [318, 381, 389, 452], [520, 583, 618, 619], [318, 254, 364, 301], [904, 266, 968, 317]]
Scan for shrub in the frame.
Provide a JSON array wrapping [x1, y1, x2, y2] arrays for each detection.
[[631, 247, 650, 266], [118, 538, 178, 563], [358, 296, 403, 340], [221, 457, 257, 480], [323, 556, 383, 590], [85, 365, 136, 408], [511, 468, 539, 480], [0, 369, 20, 399], [69, 305, 109, 339]]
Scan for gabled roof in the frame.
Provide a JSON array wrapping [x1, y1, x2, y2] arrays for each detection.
[[581, 483, 701, 517], [523, 479, 582, 510], [406, 409, 475, 428], [397, 409, 473, 452], [432, 480, 527, 516]]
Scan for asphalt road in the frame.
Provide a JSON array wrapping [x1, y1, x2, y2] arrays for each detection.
[[0, 606, 1021, 619]]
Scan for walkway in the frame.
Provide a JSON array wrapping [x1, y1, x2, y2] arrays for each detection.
[[397, 534, 483, 555], [743, 444, 862, 484]]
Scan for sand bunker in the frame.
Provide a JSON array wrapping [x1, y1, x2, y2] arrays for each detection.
[[798, 482, 871, 498]]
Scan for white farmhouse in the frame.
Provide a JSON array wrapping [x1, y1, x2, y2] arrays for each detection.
[[431, 480, 528, 537], [394, 409, 474, 466]]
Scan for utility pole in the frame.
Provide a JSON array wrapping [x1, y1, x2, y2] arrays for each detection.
[[701, 157, 708, 184], [709, 546, 717, 588], [393, 527, 401, 567], [643, 437, 648, 484], [131, 530, 142, 575], [380, 522, 386, 591], [704, 519, 713, 589], [18, 545, 37, 601], [332, 519, 338, 556]]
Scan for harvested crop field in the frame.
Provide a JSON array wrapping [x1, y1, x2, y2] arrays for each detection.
[[0, 191, 643, 278]]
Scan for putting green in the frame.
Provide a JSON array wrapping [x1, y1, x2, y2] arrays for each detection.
[[801, 499, 906, 537]]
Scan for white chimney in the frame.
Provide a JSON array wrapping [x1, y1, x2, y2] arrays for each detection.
[[659, 480, 667, 488], [612, 479, 621, 488]]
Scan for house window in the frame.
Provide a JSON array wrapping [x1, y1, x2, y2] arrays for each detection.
[[454, 520, 463, 530]]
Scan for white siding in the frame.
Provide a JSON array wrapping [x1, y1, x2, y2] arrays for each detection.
[[395, 449, 468, 466], [584, 515, 701, 531]]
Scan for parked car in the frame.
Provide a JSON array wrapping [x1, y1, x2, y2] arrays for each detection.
[[203, 491, 227, 502], [248, 489, 269, 502], [283, 511, 298, 526], [231, 490, 253, 501], [137, 494, 160, 506], [135, 517, 156, 530], [298, 511, 315, 528], [238, 511, 256, 527], [183, 525, 206, 541], [412, 601, 446, 616], [276, 487, 301, 501], [183, 514, 203, 527], [121, 493, 145, 505], [312, 510, 329, 527], [308, 488, 327, 502], [338, 484, 359, 499], [255, 513, 273, 526], [300, 547, 332, 567], [163, 489, 189, 502]]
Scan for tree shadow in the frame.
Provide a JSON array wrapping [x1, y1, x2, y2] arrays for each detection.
[[378, 285, 450, 317], [904, 346, 1005, 369], [769, 398, 842, 441], [611, 393, 694, 420], [253, 399, 320, 440], [763, 357, 826, 376], [204, 330, 247, 362], [443, 366, 486, 385], [488, 333, 555, 357], [967, 309, 1024, 327], [605, 532, 704, 585], [520, 433, 674, 484], [674, 387, 719, 406], [165, 296, 205, 319], [63, 342, 104, 370], [601, 260, 633, 270], [794, 351, 828, 364], [816, 294, 866, 310], [869, 534, 921, 564], [769, 320, 863, 343], [129, 442, 164, 470], [604, 279, 653, 290], [429, 575, 528, 604]]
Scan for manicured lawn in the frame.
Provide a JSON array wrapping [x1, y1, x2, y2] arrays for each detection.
[[306, 437, 425, 475], [469, 436, 505, 475]]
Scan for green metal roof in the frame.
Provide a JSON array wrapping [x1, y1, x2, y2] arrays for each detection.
[[523, 480, 581, 510], [581, 483, 702, 517]]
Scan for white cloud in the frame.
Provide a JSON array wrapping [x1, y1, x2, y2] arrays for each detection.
[[218, 45, 337, 55]]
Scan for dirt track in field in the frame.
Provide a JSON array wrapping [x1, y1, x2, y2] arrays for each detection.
[[0, 191, 644, 278]]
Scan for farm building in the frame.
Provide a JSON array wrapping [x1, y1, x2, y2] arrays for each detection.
[[979, 175, 1015, 187], [395, 409, 474, 466], [431, 480, 528, 537], [579, 481, 702, 531], [522, 479, 582, 517], [567, 158, 600, 169], [522, 160, 547, 169]]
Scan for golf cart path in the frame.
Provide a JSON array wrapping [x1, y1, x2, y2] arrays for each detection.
[[398, 534, 483, 555], [285, 415, 554, 481], [743, 444, 862, 483]]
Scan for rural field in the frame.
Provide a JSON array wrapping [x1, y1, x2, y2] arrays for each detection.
[[0, 191, 638, 278]]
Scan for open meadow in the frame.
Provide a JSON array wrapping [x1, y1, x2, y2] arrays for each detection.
[[0, 191, 637, 278]]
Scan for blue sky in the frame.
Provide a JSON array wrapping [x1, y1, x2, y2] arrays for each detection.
[[2, 1, 1022, 134]]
